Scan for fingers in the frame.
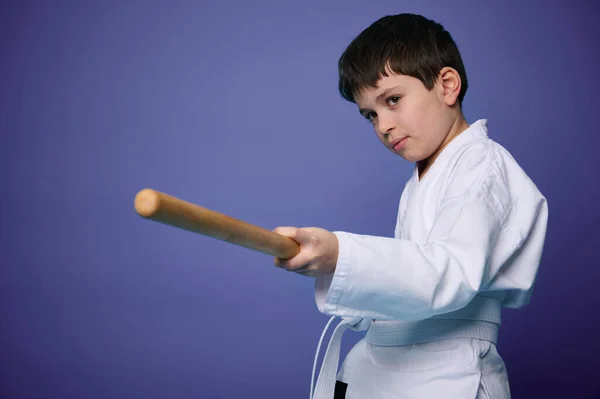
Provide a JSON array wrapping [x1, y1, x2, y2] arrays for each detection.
[[273, 226, 322, 277], [273, 226, 312, 244], [275, 258, 319, 277], [277, 262, 318, 277], [274, 253, 311, 271], [273, 227, 306, 270]]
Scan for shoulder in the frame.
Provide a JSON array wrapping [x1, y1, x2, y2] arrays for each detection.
[[441, 137, 497, 201], [441, 136, 534, 219]]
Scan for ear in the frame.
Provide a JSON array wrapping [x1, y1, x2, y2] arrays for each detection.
[[438, 67, 462, 106]]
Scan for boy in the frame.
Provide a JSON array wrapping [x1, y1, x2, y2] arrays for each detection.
[[274, 13, 548, 399]]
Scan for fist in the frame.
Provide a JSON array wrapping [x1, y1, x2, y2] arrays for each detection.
[[272, 227, 339, 277]]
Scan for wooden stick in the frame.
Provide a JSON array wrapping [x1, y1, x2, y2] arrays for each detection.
[[134, 188, 300, 259]]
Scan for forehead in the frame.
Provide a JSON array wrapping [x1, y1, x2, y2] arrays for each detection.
[[355, 73, 420, 106]]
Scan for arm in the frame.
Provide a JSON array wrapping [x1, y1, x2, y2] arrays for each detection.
[[315, 140, 550, 320], [276, 144, 546, 321], [316, 191, 505, 321]]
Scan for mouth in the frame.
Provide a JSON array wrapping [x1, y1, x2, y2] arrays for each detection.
[[390, 137, 408, 152]]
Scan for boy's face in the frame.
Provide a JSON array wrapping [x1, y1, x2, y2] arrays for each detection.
[[354, 70, 459, 164]]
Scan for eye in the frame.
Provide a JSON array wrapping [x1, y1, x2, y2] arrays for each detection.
[[364, 111, 377, 122], [386, 96, 400, 106]]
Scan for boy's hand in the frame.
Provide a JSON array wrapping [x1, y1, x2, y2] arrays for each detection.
[[272, 227, 339, 277]]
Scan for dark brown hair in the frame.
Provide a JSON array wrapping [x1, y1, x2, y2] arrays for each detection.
[[338, 14, 468, 105]]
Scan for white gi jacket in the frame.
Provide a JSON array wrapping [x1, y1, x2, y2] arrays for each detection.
[[311, 119, 548, 398]]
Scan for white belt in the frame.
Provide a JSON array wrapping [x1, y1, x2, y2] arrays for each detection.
[[310, 296, 502, 399], [310, 316, 363, 399]]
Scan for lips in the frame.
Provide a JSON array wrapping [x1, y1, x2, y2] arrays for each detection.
[[390, 137, 407, 151]]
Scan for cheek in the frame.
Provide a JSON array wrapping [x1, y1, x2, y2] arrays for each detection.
[[403, 97, 436, 135], [413, 97, 446, 137], [403, 98, 449, 159]]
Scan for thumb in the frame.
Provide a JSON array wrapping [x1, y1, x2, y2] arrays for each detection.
[[273, 226, 299, 239], [273, 226, 311, 243]]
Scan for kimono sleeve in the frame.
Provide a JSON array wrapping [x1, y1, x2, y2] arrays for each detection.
[[315, 143, 514, 321]]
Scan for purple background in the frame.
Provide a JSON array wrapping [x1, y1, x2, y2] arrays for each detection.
[[1, 0, 599, 398]]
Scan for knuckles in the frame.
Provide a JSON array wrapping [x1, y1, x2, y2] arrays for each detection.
[[273, 226, 299, 240], [273, 227, 330, 276]]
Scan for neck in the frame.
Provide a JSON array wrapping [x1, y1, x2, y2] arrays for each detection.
[[417, 113, 469, 180]]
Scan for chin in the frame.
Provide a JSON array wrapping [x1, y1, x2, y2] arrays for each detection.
[[397, 152, 421, 163], [389, 146, 425, 163]]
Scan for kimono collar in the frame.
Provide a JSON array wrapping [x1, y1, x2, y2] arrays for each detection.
[[412, 119, 489, 182]]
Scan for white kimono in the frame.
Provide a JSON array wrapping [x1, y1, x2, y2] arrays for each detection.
[[310, 120, 548, 399]]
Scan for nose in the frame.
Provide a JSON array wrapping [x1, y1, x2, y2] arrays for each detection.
[[376, 110, 396, 136]]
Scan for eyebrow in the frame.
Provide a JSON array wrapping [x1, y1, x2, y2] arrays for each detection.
[[358, 85, 404, 115]]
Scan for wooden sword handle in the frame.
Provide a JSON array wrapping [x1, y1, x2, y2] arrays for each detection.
[[134, 188, 300, 259]]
